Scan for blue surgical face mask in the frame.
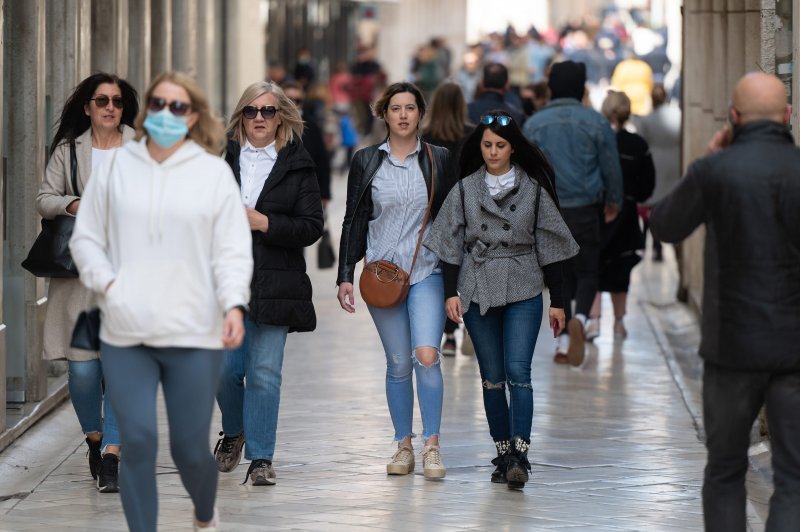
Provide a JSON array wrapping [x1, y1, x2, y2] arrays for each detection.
[[143, 109, 189, 148]]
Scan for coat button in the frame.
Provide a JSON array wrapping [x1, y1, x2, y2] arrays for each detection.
[[501, 242, 509, 247], [503, 223, 510, 230], [510, 205, 516, 211], [481, 224, 488, 231], [480, 206, 486, 212]]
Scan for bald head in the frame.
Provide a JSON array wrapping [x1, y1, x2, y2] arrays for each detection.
[[731, 72, 791, 125]]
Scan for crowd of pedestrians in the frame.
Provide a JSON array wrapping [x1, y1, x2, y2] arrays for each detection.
[[28, 9, 800, 528]]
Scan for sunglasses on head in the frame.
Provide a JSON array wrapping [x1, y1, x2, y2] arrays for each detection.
[[90, 95, 124, 109], [242, 105, 278, 120], [480, 115, 512, 126], [147, 97, 192, 116]]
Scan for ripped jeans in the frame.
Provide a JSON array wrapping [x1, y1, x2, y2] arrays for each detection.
[[463, 295, 543, 443], [367, 270, 446, 441]]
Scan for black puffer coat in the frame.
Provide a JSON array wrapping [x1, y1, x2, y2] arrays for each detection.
[[336, 141, 458, 285], [226, 140, 323, 332], [650, 121, 800, 371]]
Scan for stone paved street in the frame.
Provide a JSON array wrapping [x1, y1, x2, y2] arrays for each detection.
[[0, 174, 768, 531]]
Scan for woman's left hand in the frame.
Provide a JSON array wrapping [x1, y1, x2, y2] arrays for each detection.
[[549, 307, 565, 337], [222, 308, 245, 349], [445, 296, 463, 323], [245, 208, 269, 232]]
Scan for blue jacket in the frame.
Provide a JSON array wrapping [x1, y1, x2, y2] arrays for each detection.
[[523, 98, 623, 209]]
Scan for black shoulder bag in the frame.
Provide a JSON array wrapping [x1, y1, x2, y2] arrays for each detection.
[[22, 141, 80, 278]]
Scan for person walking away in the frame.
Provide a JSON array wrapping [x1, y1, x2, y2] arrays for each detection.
[[70, 71, 253, 532], [650, 72, 800, 532], [35, 72, 138, 493], [425, 111, 578, 488], [421, 82, 474, 356], [523, 60, 623, 366], [586, 91, 655, 341], [468, 63, 526, 128], [214, 81, 323, 487], [336, 82, 458, 478], [635, 83, 681, 262]]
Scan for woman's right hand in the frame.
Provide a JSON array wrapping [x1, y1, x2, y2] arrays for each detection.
[[337, 282, 355, 313], [445, 296, 462, 323]]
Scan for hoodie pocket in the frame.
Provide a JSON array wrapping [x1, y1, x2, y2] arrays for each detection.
[[102, 260, 215, 339]]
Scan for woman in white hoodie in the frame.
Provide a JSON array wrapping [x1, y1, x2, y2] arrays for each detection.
[[70, 71, 253, 532]]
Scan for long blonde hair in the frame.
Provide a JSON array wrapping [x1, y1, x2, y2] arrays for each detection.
[[135, 71, 226, 155], [226, 81, 304, 151]]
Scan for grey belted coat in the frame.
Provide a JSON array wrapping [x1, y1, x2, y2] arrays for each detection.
[[424, 166, 579, 315]]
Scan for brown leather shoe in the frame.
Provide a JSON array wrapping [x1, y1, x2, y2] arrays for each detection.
[[566, 318, 585, 367], [553, 352, 569, 364]]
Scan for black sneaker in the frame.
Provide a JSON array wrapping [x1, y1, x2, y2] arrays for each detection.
[[98, 454, 120, 493], [85, 437, 102, 480], [214, 431, 245, 473]]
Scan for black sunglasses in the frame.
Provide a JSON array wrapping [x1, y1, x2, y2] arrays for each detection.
[[242, 105, 278, 120], [481, 115, 512, 126], [90, 95, 124, 109], [147, 97, 192, 116]]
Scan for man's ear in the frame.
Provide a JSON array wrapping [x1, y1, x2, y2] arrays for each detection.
[[784, 104, 792, 125], [729, 107, 740, 126]]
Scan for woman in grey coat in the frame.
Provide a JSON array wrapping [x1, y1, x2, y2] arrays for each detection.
[[425, 110, 578, 489], [35, 73, 138, 493]]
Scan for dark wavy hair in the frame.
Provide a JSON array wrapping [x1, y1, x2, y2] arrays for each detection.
[[459, 109, 559, 207], [48, 72, 139, 159]]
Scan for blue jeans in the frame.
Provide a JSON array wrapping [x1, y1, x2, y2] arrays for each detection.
[[68, 359, 120, 452], [101, 343, 223, 531], [462, 296, 543, 443], [368, 271, 446, 441], [216, 319, 289, 460]]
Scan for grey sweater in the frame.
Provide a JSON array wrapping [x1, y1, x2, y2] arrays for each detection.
[[424, 166, 579, 315]]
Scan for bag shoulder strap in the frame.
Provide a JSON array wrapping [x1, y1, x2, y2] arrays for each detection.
[[69, 141, 79, 197], [533, 181, 541, 255], [407, 143, 436, 277]]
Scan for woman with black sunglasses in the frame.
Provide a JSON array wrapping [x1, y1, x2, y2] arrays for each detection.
[[70, 71, 253, 531], [424, 110, 579, 489], [213, 81, 323, 487], [35, 72, 138, 494]]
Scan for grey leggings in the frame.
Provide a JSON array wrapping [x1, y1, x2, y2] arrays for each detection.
[[101, 342, 223, 532]]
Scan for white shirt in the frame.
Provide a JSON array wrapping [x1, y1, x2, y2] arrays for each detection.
[[239, 140, 278, 208], [485, 165, 516, 197]]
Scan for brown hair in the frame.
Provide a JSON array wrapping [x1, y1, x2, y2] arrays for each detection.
[[421, 82, 467, 143], [135, 71, 225, 155], [372, 82, 427, 121]]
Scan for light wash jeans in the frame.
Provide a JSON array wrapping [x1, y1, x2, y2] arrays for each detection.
[[367, 270, 446, 441], [101, 343, 222, 532], [68, 359, 120, 453], [216, 318, 289, 461]]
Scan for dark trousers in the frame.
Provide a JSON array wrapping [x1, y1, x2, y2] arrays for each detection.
[[702, 362, 800, 532], [560, 205, 602, 321], [462, 296, 543, 442]]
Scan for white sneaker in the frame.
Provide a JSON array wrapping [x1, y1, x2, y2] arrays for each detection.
[[193, 507, 219, 531], [387, 446, 415, 475], [614, 319, 627, 339], [421, 445, 446, 478], [585, 318, 600, 341]]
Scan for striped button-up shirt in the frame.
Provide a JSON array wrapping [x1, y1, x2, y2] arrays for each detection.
[[366, 139, 439, 285]]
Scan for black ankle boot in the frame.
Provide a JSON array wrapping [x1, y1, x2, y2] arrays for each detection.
[[491, 440, 510, 483], [506, 436, 531, 489], [85, 437, 102, 480]]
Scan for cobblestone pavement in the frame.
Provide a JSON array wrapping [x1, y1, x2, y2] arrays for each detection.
[[0, 174, 767, 531]]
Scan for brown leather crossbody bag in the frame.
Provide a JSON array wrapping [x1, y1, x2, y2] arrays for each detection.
[[359, 143, 436, 308]]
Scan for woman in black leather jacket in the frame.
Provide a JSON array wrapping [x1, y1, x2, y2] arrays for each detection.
[[336, 82, 457, 478]]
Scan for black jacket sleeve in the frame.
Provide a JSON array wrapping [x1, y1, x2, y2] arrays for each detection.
[[442, 262, 460, 299], [542, 261, 565, 308], [337, 149, 366, 285]]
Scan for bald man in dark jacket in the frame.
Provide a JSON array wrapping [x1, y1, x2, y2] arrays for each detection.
[[650, 72, 800, 532]]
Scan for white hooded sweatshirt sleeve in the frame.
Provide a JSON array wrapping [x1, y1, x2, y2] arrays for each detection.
[[70, 138, 253, 349]]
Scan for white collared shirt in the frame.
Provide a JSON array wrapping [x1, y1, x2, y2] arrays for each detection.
[[485, 165, 516, 197], [239, 140, 278, 208]]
